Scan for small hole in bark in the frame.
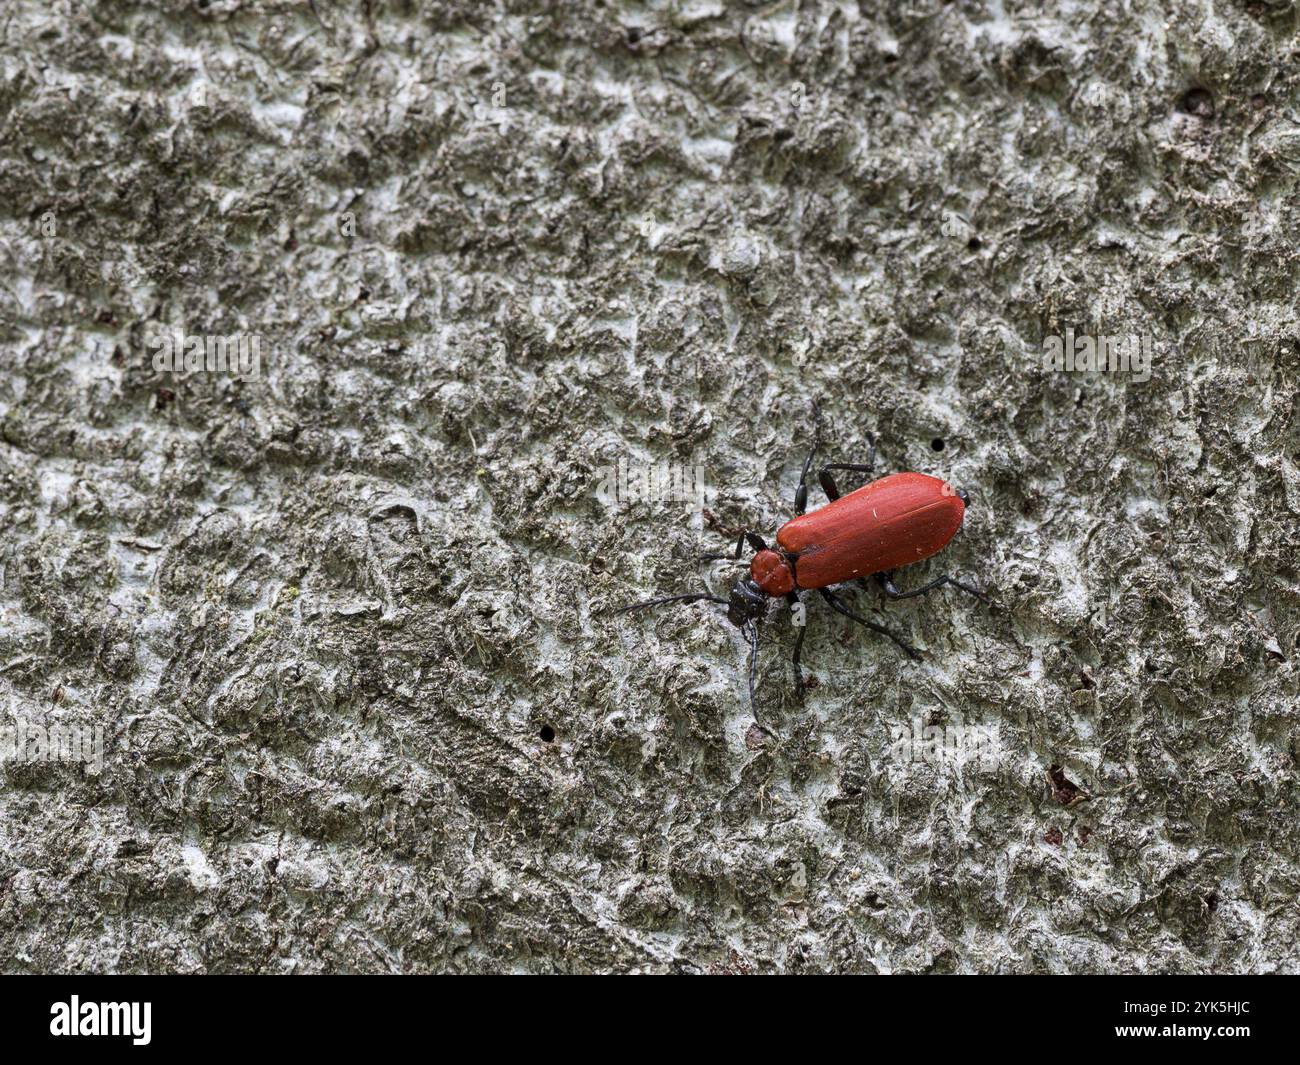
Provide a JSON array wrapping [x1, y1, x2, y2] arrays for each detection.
[[966, 236, 982, 250], [930, 438, 945, 452], [539, 725, 555, 743], [1178, 87, 1214, 118]]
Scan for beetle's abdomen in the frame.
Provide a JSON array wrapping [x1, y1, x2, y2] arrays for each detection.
[[777, 472, 966, 589]]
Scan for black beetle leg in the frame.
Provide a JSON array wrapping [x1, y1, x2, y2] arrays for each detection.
[[702, 529, 766, 563], [794, 403, 823, 515], [818, 587, 920, 660], [878, 571, 989, 604], [818, 459, 875, 503]]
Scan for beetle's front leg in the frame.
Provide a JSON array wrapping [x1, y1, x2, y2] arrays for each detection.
[[818, 459, 875, 503], [793, 403, 823, 515], [699, 530, 768, 563]]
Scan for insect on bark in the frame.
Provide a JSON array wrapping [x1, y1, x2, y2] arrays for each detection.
[[604, 407, 988, 731]]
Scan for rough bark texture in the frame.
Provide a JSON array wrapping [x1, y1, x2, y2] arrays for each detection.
[[1, 0, 1298, 974]]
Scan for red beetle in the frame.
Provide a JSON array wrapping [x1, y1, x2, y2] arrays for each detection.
[[611, 414, 986, 728]]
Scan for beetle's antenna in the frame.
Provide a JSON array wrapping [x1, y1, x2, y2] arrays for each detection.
[[607, 592, 728, 615], [745, 621, 773, 735]]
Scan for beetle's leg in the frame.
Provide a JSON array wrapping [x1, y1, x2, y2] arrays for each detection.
[[794, 407, 823, 515], [607, 592, 728, 615], [818, 587, 920, 660], [699, 530, 766, 563], [878, 571, 990, 604], [793, 401, 824, 516], [787, 592, 809, 698], [818, 457, 875, 503]]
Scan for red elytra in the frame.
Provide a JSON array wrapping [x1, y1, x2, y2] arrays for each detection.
[[749, 472, 965, 594]]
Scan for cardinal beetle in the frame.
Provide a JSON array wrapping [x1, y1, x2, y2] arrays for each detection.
[[609, 408, 987, 730]]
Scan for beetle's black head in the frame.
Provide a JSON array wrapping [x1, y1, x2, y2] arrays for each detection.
[[727, 577, 768, 628]]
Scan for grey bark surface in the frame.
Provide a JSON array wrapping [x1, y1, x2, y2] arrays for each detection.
[[1, 0, 1298, 974]]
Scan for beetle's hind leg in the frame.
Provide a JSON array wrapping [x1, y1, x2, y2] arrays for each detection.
[[818, 587, 920, 660], [877, 571, 989, 605]]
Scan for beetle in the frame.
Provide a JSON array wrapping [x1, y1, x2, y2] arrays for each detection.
[[607, 410, 987, 729]]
